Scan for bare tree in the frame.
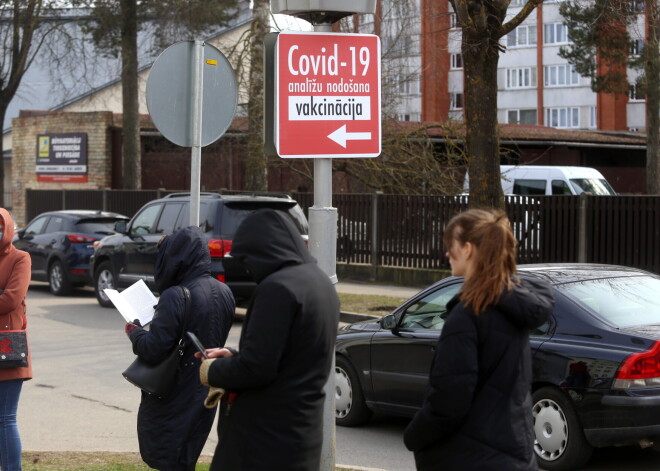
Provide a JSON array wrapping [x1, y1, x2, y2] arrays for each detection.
[[244, 0, 268, 191], [0, 1, 72, 207], [450, 0, 541, 208]]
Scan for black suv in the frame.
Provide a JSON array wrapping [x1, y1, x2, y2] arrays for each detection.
[[90, 192, 309, 307]]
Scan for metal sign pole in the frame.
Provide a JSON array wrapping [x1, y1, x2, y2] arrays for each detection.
[[189, 40, 204, 226], [308, 22, 339, 471]]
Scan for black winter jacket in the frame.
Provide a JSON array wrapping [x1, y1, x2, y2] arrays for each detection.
[[403, 278, 554, 471], [128, 226, 235, 471], [206, 209, 339, 471]]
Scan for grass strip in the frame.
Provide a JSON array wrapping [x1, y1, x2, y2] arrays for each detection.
[[338, 293, 408, 317]]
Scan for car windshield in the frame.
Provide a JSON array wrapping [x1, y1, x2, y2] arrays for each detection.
[[569, 178, 616, 196], [557, 275, 660, 327]]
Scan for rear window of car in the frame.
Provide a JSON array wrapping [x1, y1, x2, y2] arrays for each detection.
[[75, 219, 124, 235], [219, 202, 309, 237], [557, 275, 660, 327]]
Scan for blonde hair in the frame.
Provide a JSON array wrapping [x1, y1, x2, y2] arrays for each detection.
[[443, 209, 518, 314]]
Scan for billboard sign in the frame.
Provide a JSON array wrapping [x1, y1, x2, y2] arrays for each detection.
[[275, 31, 381, 158], [36, 133, 88, 183]]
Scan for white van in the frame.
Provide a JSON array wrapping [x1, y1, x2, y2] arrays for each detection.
[[464, 165, 617, 196]]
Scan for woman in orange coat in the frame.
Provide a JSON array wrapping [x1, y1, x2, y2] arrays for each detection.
[[0, 208, 31, 471]]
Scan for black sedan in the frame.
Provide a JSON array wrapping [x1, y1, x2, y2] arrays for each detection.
[[13, 210, 129, 295], [335, 264, 660, 471]]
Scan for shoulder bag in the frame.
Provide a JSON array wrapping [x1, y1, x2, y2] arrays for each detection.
[[122, 285, 190, 399], [0, 331, 28, 368], [0, 291, 29, 368]]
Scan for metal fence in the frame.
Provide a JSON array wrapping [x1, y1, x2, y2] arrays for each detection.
[[25, 189, 660, 274]]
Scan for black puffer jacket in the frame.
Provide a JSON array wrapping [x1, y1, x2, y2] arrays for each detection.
[[128, 226, 235, 471], [206, 209, 339, 471], [403, 278, 554, 471]]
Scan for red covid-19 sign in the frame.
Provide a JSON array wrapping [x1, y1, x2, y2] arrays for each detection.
[[275, 31, 381, 158]]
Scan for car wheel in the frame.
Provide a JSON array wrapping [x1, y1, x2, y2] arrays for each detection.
[[48, 260, 72, 296], [335, 356, 372, 427], [94, 261, 116, 308], [532, 386, 593, 471]]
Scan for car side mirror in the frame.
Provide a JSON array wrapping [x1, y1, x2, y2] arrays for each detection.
[[381, 314, 398, 330], [114, 221, 128, 234]]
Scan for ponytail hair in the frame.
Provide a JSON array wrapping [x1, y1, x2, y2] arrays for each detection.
[[443, 209, 518, 314]]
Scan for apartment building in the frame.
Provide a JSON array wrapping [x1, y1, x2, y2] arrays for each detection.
[[363, 0, 647, 132]]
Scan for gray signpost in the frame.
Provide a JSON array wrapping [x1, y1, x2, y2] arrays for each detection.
[[270, 2, 379, 469], [146, 40, 237, 225]]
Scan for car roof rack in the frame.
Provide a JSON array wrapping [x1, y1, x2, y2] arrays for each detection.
[[219, 190, 293, 199], [163, 192, 221, 199]]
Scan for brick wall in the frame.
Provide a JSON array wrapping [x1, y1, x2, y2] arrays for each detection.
[[11, 111, 114, 226]]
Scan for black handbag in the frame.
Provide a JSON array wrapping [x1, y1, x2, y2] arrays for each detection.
[[122, 286, 191, 399], [0, 331, 29, 368]]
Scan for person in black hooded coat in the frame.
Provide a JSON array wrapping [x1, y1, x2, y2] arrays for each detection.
[[126, 226, 235, 471], [198, 208, 339, 471], [403, 210, 554, 471]]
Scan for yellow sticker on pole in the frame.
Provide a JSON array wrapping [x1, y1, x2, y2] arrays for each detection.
[[206, 59, 218, 66]]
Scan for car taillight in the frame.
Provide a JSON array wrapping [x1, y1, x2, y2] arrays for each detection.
[[216, 274, 226, 283], [613, 341, 660, 389], [208, 239, 232, 258], [68, 234, 96, 243]]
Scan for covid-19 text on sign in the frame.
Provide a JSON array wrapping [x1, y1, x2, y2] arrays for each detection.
[[275, 31, 381, 158]]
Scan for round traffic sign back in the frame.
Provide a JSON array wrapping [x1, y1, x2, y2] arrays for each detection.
[[146, 41, 237, 148]]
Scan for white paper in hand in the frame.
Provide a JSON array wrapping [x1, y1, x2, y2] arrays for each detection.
[[104, 279, 158, 326]]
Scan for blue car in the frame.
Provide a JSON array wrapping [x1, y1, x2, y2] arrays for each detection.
[[13, 210, 129, 295]]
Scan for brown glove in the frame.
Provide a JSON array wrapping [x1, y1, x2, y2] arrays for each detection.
[[204, 387, 225, 409], [199, 358, 215, 386]]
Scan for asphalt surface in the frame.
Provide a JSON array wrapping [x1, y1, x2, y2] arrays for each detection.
[[17, 280, 419, 470]]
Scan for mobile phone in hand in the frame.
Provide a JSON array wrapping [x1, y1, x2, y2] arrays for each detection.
[[186, 331, 208, 359]]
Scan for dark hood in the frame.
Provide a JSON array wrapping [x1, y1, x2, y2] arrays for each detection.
[[494, 278, 554, 329], [229, 208, 313, 283], [154, 225, 211, 292], [0, 208, 16, 255]]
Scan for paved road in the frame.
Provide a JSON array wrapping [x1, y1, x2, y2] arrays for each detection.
[[16, 281, 660, 470]]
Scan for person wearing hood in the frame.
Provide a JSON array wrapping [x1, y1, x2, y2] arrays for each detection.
[[0, 208, 31, 471], [403, 209, 554, 471], [125, 226, 235, 471], [197, 208, 339, 471]]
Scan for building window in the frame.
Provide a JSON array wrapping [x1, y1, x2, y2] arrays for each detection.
[[449, 12, 458, 28], [589, 106, 597, 128], [544, 23, 570, 45], [450, 53, 463, 69], [507, 25, 537, 48], [506, 67, 537, 89], [398, 113, 421, 121], [630, 0, 645, 12], [507, 109, 538, 125], [630, 83, 645, 101], [509, 0, 523, 7], [450, 92, 464, 110], [544, 64, 580, 87], [546, 107, 580, 128], [630, 39, 645, 56]]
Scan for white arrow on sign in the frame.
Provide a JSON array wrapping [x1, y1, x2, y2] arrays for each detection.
[[327, 125, 372, 148]]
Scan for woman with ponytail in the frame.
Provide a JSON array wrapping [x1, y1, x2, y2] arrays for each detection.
[[404, 209, 555, 471]]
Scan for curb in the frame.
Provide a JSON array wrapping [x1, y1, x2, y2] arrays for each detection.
[[234, 309, 379, 324], [336, 466, 387, 471]]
